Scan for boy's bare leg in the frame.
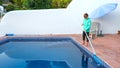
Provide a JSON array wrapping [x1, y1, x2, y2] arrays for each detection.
[[82, 41, 85, 45], [86, 42, 89, 47]]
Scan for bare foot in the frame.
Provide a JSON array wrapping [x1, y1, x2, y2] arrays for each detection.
[[82, 41, 85, 45]]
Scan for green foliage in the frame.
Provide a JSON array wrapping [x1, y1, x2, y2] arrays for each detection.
[[13, 0, 23, 8], [61, 0, 72, 8], [0, 0, 3, 5], [22, 0, 29, 9], [52, 0, 71, 8], [34, 0, 52, 9], [3, 0, 72, 11], [9, 0, 14, 3], [5, 3, 15, 11]]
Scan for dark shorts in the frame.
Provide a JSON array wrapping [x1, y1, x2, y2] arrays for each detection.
[[82, 31, 89, 42]]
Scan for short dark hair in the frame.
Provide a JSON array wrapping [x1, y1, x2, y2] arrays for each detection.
[[84, 13, 88, 16]]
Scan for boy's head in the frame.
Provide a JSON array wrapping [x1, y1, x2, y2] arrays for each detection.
[[84, 13, 88, 19]]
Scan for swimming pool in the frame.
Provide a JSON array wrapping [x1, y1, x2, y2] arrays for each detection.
[[0, 36, 111, 68]]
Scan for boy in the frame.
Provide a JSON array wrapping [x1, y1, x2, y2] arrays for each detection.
[[82, 13, 92, 46]]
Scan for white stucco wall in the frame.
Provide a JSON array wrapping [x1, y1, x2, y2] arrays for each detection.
[[93, 4, 120, 34], [0, 0, 119, 36]]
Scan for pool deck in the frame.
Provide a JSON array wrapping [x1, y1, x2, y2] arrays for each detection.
[[0, 34, 120, 68]]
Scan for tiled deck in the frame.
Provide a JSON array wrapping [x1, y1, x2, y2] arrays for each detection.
[[0, 34, 120, 68]]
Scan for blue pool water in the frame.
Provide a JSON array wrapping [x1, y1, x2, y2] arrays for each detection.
[[0, 37, 111, 68]]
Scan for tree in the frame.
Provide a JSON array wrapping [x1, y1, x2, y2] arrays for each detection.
[[0, 0, 2, 5], [5, 3, 15, 11], [13, 0, 30, 10], [1, 0, 9, 4], [13, 0, 23, 9], [52, 0, 71, 8], [28, 0, 35, 9], [33, 0, 52, 9], [3, 0, 72, 11], [22, 0, 29, 9], [61, 0, 72, 8], [52, 0, 61, 8], [9, 0, 14, 3]]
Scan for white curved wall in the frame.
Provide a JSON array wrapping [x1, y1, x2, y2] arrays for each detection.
[[0, 0, 119, 36]]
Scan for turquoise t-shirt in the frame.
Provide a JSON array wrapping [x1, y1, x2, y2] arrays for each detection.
[[82, 18, 92, 32]]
